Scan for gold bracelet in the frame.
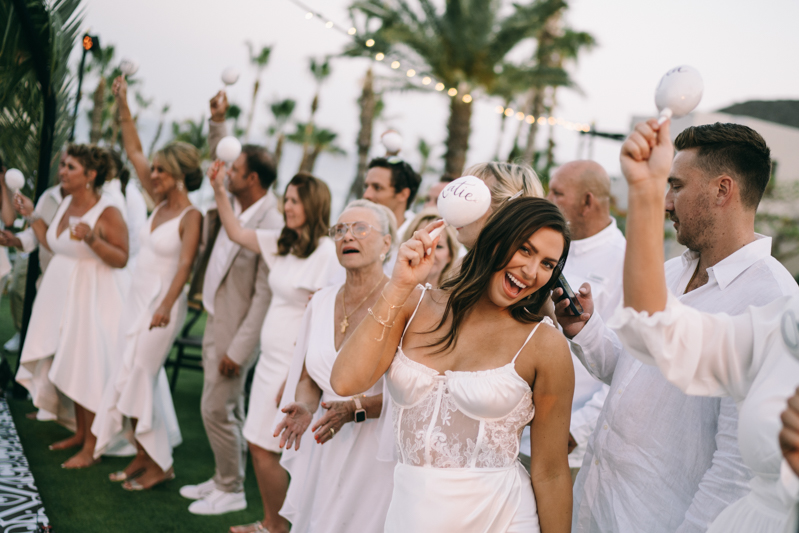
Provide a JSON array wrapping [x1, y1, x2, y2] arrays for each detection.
[[367, 307, 395, 341], [380, 290, 403, 309]]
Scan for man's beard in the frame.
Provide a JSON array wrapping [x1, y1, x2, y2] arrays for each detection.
[[669, 210, 713, 252]]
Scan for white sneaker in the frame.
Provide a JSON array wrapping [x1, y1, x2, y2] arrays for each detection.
[[188, 488, 247, 515], [179, 478, 216, 500], [4, 333, 20, 352]]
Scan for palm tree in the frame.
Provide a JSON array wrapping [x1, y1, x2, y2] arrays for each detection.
[[520, 11, 595, 164], [301, 57, 332, 165], [171, 116, 208, 158], [244, 42, 272, 142], [346, 0, 565, 177], [85, 43, 115, 144], [267, 98, 296, 172], [347, 68, 376, 202], [287, 122, 345, 174], [227, 103, 244, 138]]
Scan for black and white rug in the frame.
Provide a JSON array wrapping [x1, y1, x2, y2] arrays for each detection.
[[0, 398, 48, 532]]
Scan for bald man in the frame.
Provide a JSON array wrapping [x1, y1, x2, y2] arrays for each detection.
[[543, 160, 626, 479]]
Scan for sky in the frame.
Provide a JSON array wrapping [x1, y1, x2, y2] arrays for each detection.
[[77, 0, 799, 212]]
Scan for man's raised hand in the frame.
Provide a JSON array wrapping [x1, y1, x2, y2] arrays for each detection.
[[620, 118, 673, 189]]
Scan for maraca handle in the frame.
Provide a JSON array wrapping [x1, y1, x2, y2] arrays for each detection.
[[428, 223, 446, 242], [657, 108, 673, 125]]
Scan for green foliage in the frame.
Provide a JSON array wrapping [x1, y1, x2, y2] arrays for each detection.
[[0, 0, 83, 186], [287, 122, 345, 155], [170, 116, 208, 158]]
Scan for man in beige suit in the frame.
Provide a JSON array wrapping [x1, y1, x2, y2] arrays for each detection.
[[180, 92, 283, 515]]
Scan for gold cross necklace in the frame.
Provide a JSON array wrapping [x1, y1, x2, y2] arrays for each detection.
[[340, 275, 386, 334]]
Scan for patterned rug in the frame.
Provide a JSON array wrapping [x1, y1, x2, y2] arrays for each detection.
[[0, 398, 48, 532]]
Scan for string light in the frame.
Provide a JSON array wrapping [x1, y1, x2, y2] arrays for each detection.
[[285, 0, 591, 134]]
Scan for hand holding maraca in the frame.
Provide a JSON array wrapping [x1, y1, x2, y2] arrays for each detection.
[[207, 160, 226, 193], [390, 219, 444, 293]]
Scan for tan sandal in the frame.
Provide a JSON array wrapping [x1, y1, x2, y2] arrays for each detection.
[[229, 522, 269, 533], [109, 468, 145, 482], [122, 469, 175, 491]]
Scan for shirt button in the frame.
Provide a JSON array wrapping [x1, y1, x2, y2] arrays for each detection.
[[595, 460, 599, 465], [603, 424, 608, 430], [617, 389, 623, 394]]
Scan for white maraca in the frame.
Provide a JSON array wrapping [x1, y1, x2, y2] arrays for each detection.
[[427, 175, 491, 250], [216, 136, 242, 163], [4, 168, 25, 191], [655, 65, 703, 124], [381, 131, 403, 154], [119, 58, 139, 77], [221, 67, 240, 87]]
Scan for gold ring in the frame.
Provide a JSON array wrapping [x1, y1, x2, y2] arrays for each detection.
[[330, 428, 335, 437]]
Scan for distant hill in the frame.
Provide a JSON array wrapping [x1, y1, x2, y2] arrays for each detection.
[[717, 100, 799, 130]]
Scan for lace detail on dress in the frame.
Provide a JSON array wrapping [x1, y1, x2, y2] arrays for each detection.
[[394, 379, 533, 469]]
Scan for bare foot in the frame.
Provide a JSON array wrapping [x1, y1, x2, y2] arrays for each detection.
[[230, 521, 268, 533], [110, 452, 149, 481], [122, 466, 175, 491], [49, 434, 83, 451], [62, 449, 100, 469]]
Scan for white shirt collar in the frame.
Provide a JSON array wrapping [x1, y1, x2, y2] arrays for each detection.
[[679, 234, 773, 291], [236, 192, 270, 226], [570, 218, 621, 256]]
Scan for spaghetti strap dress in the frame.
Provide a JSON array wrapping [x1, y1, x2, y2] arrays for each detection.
[[92, 202, 196, 471], [384, 285, 547, 533], [17, 194, 130, 423]]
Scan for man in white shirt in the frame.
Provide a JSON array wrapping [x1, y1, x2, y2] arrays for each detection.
[[525, 160, 623, 478], [362, 157, 421, 274], [557, 123, 798, 532], [179, 95, 284, 516]]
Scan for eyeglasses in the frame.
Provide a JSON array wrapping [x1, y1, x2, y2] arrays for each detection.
[[329, 221, 378, 241]]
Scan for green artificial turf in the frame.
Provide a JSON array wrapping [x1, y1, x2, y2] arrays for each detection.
[[0, 293, 266, 533]]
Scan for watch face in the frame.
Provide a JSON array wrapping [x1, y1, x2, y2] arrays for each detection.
[[355, 410, 367, 423]]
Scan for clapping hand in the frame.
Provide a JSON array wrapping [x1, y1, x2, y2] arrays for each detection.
[[391, 219, 443, 291], [274, 402, 313, 451], [779, 386, 799, 476], [620, 118, 673, 189], [312, 401, 353, 445]]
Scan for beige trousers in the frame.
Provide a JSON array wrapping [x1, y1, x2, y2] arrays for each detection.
[[200, 313, 252, 493]]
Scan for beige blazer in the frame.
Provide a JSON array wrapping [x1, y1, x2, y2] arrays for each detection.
[[190, 192, 284, 365]]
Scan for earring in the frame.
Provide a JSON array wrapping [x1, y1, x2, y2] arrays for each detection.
[[86, 182, 91, 189], [177, 181, 185, 192], [379, 253, 386, 261]]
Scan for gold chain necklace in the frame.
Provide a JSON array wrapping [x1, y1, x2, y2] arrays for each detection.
[[340, 276, 386, 334]]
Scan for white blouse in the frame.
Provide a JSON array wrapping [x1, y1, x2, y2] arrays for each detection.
[[610, 293, 799, 533]]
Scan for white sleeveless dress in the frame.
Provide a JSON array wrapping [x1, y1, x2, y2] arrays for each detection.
[[384, 286, 544, 533], [17, 195, 129, 422], [92, 203, 195, 471], [277, 284, 395, 532]]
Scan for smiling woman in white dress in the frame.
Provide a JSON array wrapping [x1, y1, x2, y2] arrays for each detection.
[[208, 163, 342, 533], [331, 197, 574, 533], [92, 74, 204, 491], [602, 117, 799, 533], [272, 200, 397, 533], [15, 144, 130, 469]]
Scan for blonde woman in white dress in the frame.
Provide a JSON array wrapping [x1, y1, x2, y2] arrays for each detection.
[[15, 144, 130, 469], [208, 164, 342, 533], [332, 197, 574, 532], [93, 81, 204, 490], [273, 200, 397, 533]]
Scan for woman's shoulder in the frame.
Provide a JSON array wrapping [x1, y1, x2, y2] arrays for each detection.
[[518, 318, 570, 363]]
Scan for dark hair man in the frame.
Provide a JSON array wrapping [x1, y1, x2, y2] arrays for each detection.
[[557, 122, 798, 533]]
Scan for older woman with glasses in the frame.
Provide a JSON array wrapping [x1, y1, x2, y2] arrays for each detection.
[[273, 199, 397, 533]]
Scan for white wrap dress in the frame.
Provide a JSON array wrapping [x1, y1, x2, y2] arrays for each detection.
[[92, 203, 194, 470], [17, 194, 129, 422], [277, 284, 394, 532], [242, 230, 342, 452]]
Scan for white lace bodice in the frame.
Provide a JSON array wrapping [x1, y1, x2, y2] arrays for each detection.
[[386, 286, 548, 470]]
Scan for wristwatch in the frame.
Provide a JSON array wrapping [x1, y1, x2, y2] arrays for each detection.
[[352, 395, 366, 423]]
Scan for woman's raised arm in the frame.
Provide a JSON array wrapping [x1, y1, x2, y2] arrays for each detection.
[[113, 76, 158, 202]]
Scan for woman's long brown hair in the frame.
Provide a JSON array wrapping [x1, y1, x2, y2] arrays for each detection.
[[277, 173, 331, 258], [430, 197, 570, 353]]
